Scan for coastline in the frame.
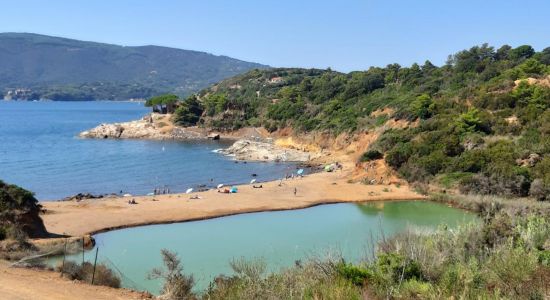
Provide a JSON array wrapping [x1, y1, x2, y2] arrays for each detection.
[[40, 170, 425, 237]]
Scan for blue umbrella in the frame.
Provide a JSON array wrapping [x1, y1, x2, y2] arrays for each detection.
[[297, 169, 304, 175]]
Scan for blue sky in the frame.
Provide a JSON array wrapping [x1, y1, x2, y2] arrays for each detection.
[[0, 0, 548, 72]]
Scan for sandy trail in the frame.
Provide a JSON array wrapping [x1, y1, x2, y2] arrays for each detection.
[[0, 261, 149, 300], [41, 170, 424, 237]]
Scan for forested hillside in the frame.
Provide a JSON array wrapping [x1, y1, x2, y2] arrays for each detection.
[[0, 33, 267, 100], [173, 44, 550, 198]]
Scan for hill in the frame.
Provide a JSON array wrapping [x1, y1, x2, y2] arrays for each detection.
[[0, 33, 267, 100], [173, 43, 550, 199]]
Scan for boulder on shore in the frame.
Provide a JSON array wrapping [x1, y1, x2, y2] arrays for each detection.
[[219, 139, 315, 162]]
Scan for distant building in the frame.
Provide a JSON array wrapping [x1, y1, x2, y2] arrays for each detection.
[[269, 77, 283, 84]]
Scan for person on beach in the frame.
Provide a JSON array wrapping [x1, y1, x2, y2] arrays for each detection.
[[294, 187, 297, 196]]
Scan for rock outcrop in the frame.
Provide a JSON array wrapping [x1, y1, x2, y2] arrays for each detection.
[[219, 139, 316, 162], [79, 113, 208, 140]]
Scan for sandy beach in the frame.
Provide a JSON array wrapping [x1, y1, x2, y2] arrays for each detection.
[[41, 170, 424, 237]]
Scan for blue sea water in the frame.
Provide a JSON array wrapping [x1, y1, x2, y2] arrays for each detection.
[[0, 101, 294, 200]]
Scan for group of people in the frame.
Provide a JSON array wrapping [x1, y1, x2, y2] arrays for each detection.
[[153, 187, 170, 195]]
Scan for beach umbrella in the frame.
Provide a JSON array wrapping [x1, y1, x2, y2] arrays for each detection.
[[217, 184, 224, 189], [230, 186, 238, 193], [146, 192, 154, 196], [297, 169, 304, 175], [250, 179, 257, 184], [186, 188, 193, 194], [123, 193, 132, 197]]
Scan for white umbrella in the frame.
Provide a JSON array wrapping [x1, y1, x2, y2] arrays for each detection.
[[123, 193, 132, 197], [217, 184, 224, 189], [250, 179, 257, 184], [185, 188, 193, 194]]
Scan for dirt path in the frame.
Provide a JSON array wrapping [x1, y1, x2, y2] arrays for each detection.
[[0, 261, 149, 300], [41, 170, 424, 237]]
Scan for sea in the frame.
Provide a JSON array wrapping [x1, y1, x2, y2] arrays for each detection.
[[0, 101, 294, 200]]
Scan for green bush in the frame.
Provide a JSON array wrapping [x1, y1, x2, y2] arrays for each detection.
[[375, 252, 423, 282], [336, 262, 372, 286], [538, 250, 550, 266], [360, 149, 383, 162], [385, 143, 412, 168]]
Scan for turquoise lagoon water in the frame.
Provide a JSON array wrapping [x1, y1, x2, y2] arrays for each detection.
[[0, 101, 294, 200], [69, 201, 476, 293]]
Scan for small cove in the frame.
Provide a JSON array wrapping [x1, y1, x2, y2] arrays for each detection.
[[0, 101, 295, 200]]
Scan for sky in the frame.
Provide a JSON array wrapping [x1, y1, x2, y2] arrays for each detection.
[[0, 0, 549, 72]]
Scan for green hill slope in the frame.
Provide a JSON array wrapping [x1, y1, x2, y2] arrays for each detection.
[[0, 33, 267, 100], [175, 43, 550, 198]]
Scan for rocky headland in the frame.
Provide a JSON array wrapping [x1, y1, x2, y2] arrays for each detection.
[[79, 113, 210, 140], [79, 114, 317, 162]]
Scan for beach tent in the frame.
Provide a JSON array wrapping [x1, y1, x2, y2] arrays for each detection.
[[217, 184, 224, 189], [185, 188, 193, 194], [230, 186, 238, 193], [297, 169, 304, 175], [250, 179, 257, 184]]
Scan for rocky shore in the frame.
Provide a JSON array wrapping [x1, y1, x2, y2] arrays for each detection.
[[79, 113, 209, 140], [80, 114, 317, 162], [218, 139, 316, 162]]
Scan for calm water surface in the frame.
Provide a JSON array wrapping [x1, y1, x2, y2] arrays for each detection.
[[0, 101, 294, 200], [69, 201, 476, 293]]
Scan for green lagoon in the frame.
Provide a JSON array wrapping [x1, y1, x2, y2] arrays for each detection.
[[67, 201, 476, 294]]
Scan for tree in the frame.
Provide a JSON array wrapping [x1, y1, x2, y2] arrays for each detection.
[[145, 94, 180, 114], [173, 95, 204, 126], [509, 45, 535, 61], [539, 47, 550, 65], [410, 94, 434, 119], [496, 45, 512, 60]]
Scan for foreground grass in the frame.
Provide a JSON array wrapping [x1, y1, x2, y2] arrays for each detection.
[[152, 195, 550, 299]]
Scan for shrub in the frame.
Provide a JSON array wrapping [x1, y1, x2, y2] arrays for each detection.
[[336, 262, 372, 286], [409, 94, 434, 119], [398, 279, 435, 299], [538, 250, 550, 266], [385, 142, 412, 168], [57, 261, 121, 288], [360, 149, 383, 162], [530, 179, 550, 201], [375, 252, 423, 282], [149, 249, 195, 300]]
